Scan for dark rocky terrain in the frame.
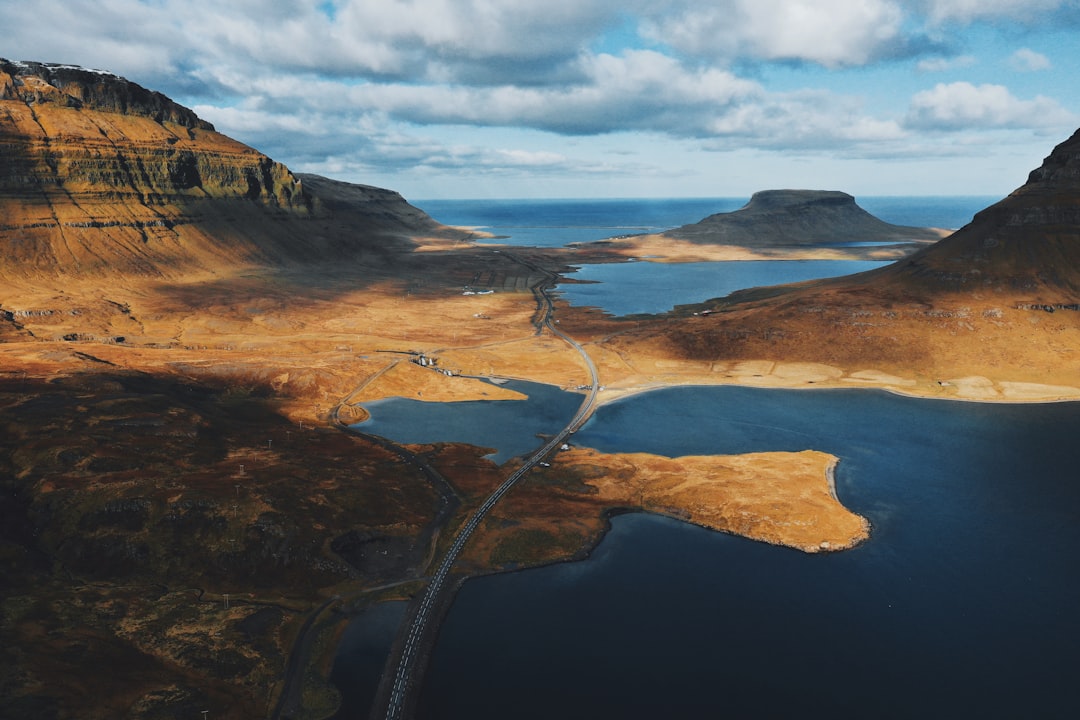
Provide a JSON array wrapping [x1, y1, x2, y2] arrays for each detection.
[[0, 60, 489, 720], [662, 189, 946, 247], [874, 128, 1080, 298]]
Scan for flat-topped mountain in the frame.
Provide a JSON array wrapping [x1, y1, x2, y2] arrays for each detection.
[[664, 189, 946, 247], [0, 59, 465, 279]]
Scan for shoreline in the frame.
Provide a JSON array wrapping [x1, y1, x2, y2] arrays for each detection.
[[573, 233, 946, 264], [589, 372, 1080, 407], [339, 356, 1080, 409]]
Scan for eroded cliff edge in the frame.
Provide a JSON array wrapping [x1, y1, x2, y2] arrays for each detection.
[[0, 59, 466, 279]]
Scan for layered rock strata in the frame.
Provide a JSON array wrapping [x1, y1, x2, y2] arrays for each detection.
[[0, 60, 459, 279]]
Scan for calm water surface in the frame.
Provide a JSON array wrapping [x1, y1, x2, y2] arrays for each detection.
[[415, 198, 747, 247], [557, 259, 890, 316], [418, 388, 1080, 718], [329, 601, 407, 719], [414, 196, 998, 248], [331, 197, 1065, 718], [351, 379, 581, 464]]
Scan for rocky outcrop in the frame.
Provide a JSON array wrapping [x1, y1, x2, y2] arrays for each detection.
[[0, 59, 463, 279], [0, 60, 212, 130], [664, 189, 945, 247]]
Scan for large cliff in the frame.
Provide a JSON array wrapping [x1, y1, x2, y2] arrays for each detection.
[[664, 189, 945, 247], [0, 60, 461, 279]]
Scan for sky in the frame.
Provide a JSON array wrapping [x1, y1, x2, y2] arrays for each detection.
[[2, 0, 1079, 199]]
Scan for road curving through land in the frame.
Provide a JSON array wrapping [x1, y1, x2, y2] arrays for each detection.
[[372, 250, 599, 720]]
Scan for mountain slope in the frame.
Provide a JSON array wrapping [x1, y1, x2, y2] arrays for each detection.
[[664, 189, 946, 247], [872, 128, 1080, 300], [0, 59, 464, 280]]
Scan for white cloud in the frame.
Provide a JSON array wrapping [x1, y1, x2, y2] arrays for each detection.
[[1008, 48, 1052, 72], [209, 49, 911, 153], [921, 0, 1070, 25], [2, 0, 1077, 197], [641, 0, 908, 68], [0, 0, 182, 83], [916, 55, 977, 72], [905, 81, 1075, 130], [0, 0, 631, 88]]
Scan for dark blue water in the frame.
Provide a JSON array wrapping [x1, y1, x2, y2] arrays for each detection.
[[415, 196, 998, 247], [351, 379, 582, 464], [332, 196, 1055, 718], [558, 259, 891, 316], [418, 388, 1080, 718], [416, 197, 746, 247], [329, 601, 407, 719], [858, 196, 997, 230]]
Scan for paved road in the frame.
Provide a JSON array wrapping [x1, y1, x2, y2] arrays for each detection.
[[377, 253, 599, 720], [264, 377, 463, 720], [270, 594, 341, 720]]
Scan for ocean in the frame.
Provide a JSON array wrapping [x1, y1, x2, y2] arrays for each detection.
[[414, 196, 999, 248], [415, 196, 996, 316], [417, 389, 1080, 719]]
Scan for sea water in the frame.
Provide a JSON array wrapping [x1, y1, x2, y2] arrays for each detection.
[[414, 196, 997, 248], [557, 259, 891, 316], [418, 388, 1080, 718], [414, 197, 747, 247], [416, 196, 991, 316]]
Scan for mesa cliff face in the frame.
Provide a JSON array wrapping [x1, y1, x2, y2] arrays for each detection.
[[664, 189, 945, 247], [0, 60, 459, 279]]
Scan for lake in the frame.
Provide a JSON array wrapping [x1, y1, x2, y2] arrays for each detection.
[[351, 379, 581, 464]]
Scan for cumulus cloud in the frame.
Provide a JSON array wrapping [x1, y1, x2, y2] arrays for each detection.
[[920, 0, 1071, 25], [905, 82, 1075, 131], [2, 0, 1076, 190], [195, 48, 907, 153], [1009, 48, 1052, 71], [916, 55, 977, 72], [0, 0, 923, 85], [0, 0, 630, 89], [640, 0, 910, 68]]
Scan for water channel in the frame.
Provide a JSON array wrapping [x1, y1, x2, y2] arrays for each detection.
[[556, 259, 890, 316]]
